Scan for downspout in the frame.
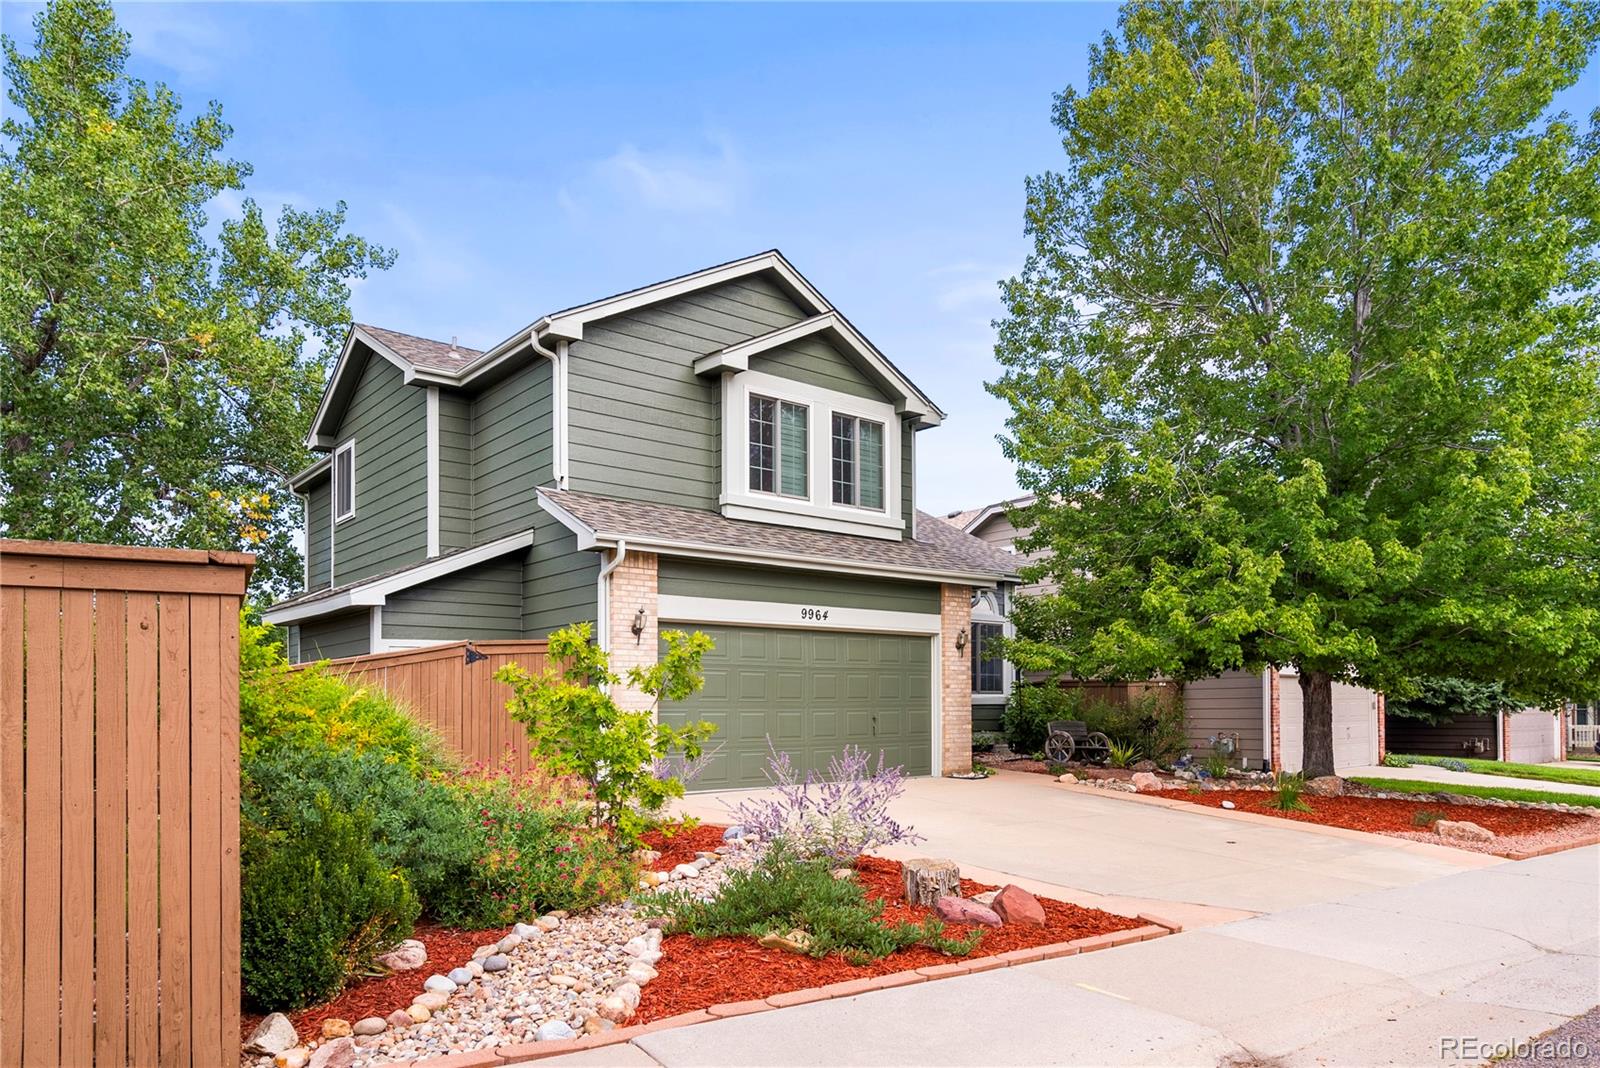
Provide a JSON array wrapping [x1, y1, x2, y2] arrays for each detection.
[[595, 539, 628, 654], [528, 328, 568, 489]]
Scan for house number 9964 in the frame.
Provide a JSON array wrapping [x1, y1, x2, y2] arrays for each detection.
[[799, 607, 830, 621]]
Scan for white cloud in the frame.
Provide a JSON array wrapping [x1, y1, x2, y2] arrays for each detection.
[[116, 3, 231, 81], [927, 261, 1009, 312], [562, 132, 744, 217]]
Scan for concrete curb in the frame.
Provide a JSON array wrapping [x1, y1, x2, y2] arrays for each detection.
[[404, 923, 1176, 1066]]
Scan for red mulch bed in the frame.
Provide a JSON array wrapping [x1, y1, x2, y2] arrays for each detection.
[[240, 923, 504, 1047], [1153, 789, 1587, 837], [641, 823, 730, 871], [635, 855, 1146, 1022]]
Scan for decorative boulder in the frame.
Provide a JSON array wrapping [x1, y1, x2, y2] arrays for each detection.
[[1057, 772, 1079, 785], [376, 939, 427, 972], [1130, 771, 1162, 792], [1436, 819, 1495, 844], [352, 1017, 386, 1036], [1304, 775, 1345, 797], [597, 995, 632, 1023], [482, 954, 511, 972], [722, 825, 747, 841], [757, 929, 813, 953], [1131, 759, 1160, 773], [246, 1013, 299, 1056], [934, 895, 1003, 927], [307, 1038, 356, 1068], [900, 858, 962, 906], [320, 1019, 352, 1040], [274, 1049, 310, 1068], [385, 1010, 413, 1029], [537, 1020, 578, 1042], [992, 884, 1047, 927], [412, 991, 449, 1012], [423, 974, 457, 995]]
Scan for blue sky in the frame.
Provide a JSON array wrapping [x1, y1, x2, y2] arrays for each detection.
[[5, 2, 1597, 518]]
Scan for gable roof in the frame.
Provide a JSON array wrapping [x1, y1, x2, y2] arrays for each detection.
[[308, 250, 945, 447], [538, 488, 1019, 586], [943, 495, 1037, 534]]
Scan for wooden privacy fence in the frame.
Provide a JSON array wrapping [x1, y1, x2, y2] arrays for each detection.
[[0, 539, 253, 1068], [309, 640, 551, 770]]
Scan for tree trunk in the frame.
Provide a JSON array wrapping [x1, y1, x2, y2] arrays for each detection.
[[900, 858, 961, 906], [1300, 669, 1336, 778]]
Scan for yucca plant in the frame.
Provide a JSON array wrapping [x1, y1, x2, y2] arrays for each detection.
[[1107, 741, 1142, 769]]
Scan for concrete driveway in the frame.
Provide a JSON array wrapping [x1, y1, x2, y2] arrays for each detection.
[[675, 770, 1499, 917]]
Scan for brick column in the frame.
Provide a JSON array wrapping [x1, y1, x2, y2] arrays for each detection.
[[1500, 710, 1512, 762], [1376, 692, 1386, 762], [1559, 704, 1569, 761], [606, 550, 659, 714], [940, 584, 973, 775], [1269, 669, 1283, 772]]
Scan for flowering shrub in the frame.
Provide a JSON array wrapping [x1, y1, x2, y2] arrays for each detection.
[[730, 742, 923, 863]]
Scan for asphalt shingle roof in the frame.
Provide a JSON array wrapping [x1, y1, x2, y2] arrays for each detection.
[[357, 323, 483, 374], [543, 489, 1019, 581]]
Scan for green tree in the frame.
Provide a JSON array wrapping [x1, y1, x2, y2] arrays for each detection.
[[992, 1, 1600, 776], [1, 0, 392, 593]]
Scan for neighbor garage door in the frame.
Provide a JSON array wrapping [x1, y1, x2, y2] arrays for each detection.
[[658, 624, 933, 791], [1278, 675, 1378, 773]]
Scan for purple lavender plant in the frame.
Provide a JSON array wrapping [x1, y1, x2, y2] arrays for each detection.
[[728, 739, 923, 863]]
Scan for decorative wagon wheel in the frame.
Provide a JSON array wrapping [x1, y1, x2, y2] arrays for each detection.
[[1086, 732, 1114, 765], [1045, 732, 1075, 763]]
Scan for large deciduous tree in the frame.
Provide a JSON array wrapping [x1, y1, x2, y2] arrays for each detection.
[[1, 0, 392, 593], [992, 1, 1600, 775]]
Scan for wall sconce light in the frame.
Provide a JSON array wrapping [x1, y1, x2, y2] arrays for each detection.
[[955, 629, 968, 651], [631, 607, 646, 643]]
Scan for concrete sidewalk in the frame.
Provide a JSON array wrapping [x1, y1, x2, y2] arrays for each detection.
[[546, 846, 1600, 1067], [1347, 762, 1600, 799]]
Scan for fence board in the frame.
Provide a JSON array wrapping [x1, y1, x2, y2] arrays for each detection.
[[60, 590, 96, 1065], [158, 594, 192, 1068], [22, 586, 62, 1068], [1, 587, 25, 1067], [94, 591, 129, 1067], [189, 597, 224, 1067], [125, 593, 161, 1068], [218, 605, 242, 1061]]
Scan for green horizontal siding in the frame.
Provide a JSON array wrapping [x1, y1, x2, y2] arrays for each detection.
[[902, 422, 916, 537], [439, 391, 473, 551], [566, 276, 806, 509], [383, 556, 524, 641], [658, 558, 938, 614], [297, 610, 370, 661], [305, 478, 332, 591], [523, 510, 599, 637], [472, 363, 551, 540], [286, 625, 301, 663], [749, 333, 881, 400], [333, 353, 428, 585]]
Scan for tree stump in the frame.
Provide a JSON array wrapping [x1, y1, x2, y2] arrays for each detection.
[[900, 858, 961, 906]]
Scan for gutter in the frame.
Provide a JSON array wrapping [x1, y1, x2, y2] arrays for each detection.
[[595, 539, 628, 654]]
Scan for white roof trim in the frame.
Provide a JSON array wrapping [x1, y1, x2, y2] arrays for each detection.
[[262, 529, 535, 624], [693, 312, 940, 423], [307, 325, 465, 448], [536, 489, 1009, 588], [287, 453, 332, 490], [959, 495, 1037, 534]]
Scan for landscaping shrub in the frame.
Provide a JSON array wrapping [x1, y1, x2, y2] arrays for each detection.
[[1001, 684, 1085, 753], [650, 845, 979, 965], [730, 742, 923, 863], [240, 616, 449, 774], [240, 797, 419, 1011], [1003, 685, 1187, 764], [1270, 773, 1313, 813], [1106, 740, 1141, 768], [971, 730, 1004, 753]]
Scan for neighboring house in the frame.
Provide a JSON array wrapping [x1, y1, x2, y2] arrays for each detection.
[[264, 251, 1019, 788], [1570, 698, 1598, 754], [1387, 704, 1569, 764], [942, 498, 1383, 772]]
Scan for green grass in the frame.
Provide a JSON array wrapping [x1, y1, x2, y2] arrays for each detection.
[[1564, 753, 1600, 764], [1389, 754, 1600, 788], [1351, 776, 1600, 810]]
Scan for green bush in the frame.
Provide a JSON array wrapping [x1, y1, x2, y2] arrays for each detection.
[[240, 797, 419, 1011], [242, 741, 481, 920], [239, 615, 450, 774], [649, 846, 979, 965], [1003, 685, 1187, 764], [1002, 685, 1087, 753]]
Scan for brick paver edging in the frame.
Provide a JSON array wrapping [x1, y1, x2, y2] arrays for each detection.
[[400, 922, 1177, 1066]]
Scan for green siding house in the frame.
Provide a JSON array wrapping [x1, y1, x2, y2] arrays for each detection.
[[265, 251, 1018, 786]]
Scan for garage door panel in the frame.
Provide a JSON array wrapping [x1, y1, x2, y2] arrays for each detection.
[[661, 625, 933, 788]]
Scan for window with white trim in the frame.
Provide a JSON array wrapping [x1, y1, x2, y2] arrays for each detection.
[[830, 414, 885, 510], [971, 622, 1004, 694], [334, 440, 356, 522], [748, 395, 808, 498]]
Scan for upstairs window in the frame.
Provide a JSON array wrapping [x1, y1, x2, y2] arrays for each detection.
[[831, 414, 885, 510], [334, 440, 356, 522], [749, 395, 808, 498], [971, 622, 1004, 694]]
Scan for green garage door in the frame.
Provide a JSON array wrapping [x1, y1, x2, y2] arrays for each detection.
[[659, 624, 933, 791]]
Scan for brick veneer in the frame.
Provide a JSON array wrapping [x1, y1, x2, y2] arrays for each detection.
[[606, 550, 659, 713], [1268, 669, 1283, 771], [1376, 692, 1386, 761], [940, 584, 973, 775]]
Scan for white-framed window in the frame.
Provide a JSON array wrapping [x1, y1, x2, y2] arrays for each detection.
[[971, 622, 1005, 694], [720, 370, 902, 539], [333, 439, 356, 522], [830, 414, 885, 511], [748, 394, 808, 498]]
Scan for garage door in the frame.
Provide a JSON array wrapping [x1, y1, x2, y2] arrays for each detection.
[[1277, 676, 1378, 773], [658, 624, 933, 791]]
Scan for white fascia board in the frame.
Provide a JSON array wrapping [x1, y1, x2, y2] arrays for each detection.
[[658, 594, 940, 636], [535, 489, 601, 550], [262, 529, 535, 624], [538, 251, 830, 342], [288, 453, 332, 490]]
